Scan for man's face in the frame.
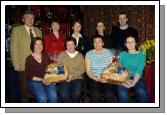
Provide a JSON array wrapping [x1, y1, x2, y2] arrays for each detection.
[[22, 14, 34, 28], [118, 14, 128, 26]]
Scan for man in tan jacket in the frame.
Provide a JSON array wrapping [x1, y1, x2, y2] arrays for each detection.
[[10, 10, 42, 102]]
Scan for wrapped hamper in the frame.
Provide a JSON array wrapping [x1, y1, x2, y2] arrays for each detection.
[[44, 63, 68, 84], [101, 57, 130, 85]]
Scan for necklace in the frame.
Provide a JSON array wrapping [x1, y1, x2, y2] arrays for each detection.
[[32, 53, 42, 61]]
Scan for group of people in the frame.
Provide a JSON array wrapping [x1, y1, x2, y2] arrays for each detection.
[[9, 10, 149, 103]]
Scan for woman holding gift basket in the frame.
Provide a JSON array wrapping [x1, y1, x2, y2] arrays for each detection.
[[85, 35, 117, 103], [57, 37, 85, 103], [25, 37, 58, 103], [117, 35, 149, 103]]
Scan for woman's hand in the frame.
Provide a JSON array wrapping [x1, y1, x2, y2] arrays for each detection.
[[95, 77, 108, 83], [121, 80, 135, 88], [66, 74, 73, 82], [14, 64, 20, 71], [41, 78, 51, 85], [32, 76, 51, 85]]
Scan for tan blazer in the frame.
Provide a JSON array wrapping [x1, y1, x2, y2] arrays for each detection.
[[10, 25, 42, 71]]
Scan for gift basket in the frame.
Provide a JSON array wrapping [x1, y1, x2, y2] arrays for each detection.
[[101, 57, 130, 84], [44, 63, 68, 84]]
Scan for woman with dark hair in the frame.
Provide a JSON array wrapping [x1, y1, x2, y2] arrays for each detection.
[[44, 20, 66, 63], [25, 37, 58, 103], [89, 21, 112, 50], [85, 35, 117, 103], [117, 35, 149, 103], [57, 37, 85, 103]]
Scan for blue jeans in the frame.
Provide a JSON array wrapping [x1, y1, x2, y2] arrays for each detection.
[[28, 80, 58, 103], [58, 79, 83, 103], [117, 78, 149, 103]]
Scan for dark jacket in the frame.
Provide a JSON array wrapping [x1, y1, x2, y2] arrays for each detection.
[[111, 26, 139, 51], [70, 35, 90, 56]]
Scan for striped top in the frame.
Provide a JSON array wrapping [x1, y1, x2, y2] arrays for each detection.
[[86, 48, 114, 77]]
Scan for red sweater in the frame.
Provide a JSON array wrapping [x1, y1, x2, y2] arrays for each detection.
[[44, 32, 66, 55]]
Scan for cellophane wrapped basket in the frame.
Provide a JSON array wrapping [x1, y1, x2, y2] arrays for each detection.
[[44, 63, 68, 84], [101, 57, 130, 85]]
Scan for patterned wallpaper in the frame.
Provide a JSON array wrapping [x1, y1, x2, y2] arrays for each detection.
[[82, 5, 155, 43], [5, 5, 155, 43]]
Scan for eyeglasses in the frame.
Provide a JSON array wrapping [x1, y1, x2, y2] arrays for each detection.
[[126, 42, 136, 44]]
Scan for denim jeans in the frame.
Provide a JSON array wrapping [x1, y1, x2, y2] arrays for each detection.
[[88, 79, 117, 103], [117, 78, 149, 103], [28, 80, 58, 103], [58, 79, 83, 103]]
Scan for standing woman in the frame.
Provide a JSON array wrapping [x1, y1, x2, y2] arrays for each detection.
[[71, 20, 89, 56], [89, 21, 112, 50], [25, 37, 58, 103], [44, 20, 66, 63], [85, 35, 117, 103], [57, 37, 85, 103], [117, 35, 149, 103]]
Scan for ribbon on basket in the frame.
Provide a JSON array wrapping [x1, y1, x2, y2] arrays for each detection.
[[101, 57, 130, 85]]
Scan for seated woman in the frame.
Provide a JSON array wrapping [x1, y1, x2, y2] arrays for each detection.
[[117, 35, 149, 103], [85, 35, 117, 103], [57, 37, 85, 103], [25, 37, 58, 103]]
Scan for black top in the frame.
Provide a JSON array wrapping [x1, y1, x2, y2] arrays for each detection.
[[103, 34, 112, 49], [111, 26, 139, 51], [71, 35, 89, 56]]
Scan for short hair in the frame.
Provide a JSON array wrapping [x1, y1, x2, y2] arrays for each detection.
[[51, 19, 60, 25], [124, 35, 139, 51], [93, 35, 104, 43], [118, 12, 128, 18], [72, 20, 81, 26], [30, 37, 43, 52], [23, 10, 34, 16], [66, 36, 77, 46], [96, 20, 104, 24], [22, 10, 34, 20]]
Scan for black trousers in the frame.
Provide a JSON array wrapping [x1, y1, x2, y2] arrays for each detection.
[[88, 79, 118, 103], [5, 68, 21, 103]]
